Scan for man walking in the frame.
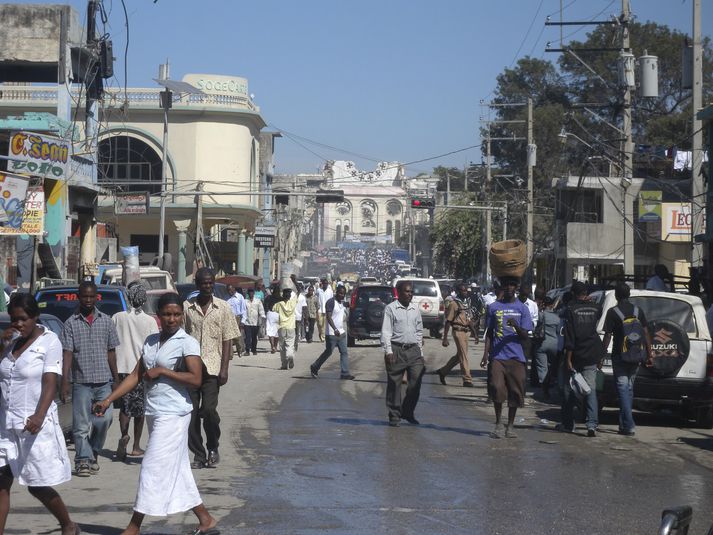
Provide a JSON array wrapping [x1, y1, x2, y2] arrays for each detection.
[[243, 288, 265, 356], [61, 280, 121, 476], [184, 267, 239, 469], [294, 284, 308, 350], [480, 276, 533, 439], [316, 278, 333, 343], [227, 284, 247, 357], [305, 285, 319, 343], [381, 280, 424, 427], [601, 283, 653, 436], [437, 283, 476, 387], [560, 281, 605, 437], [309, 286, 354, 380], [273, 287, 298, 370]]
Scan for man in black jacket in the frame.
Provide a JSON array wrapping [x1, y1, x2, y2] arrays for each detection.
[[560, 281, 604, 437]]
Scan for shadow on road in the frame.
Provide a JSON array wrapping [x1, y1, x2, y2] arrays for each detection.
[[76, 524, 123, 535], [326, 417, 491, 437]]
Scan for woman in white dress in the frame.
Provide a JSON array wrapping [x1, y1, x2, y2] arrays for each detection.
[[0, 293, 78, 534], [94, 293, 218, 535]]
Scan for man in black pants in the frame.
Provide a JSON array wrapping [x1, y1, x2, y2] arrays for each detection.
[[380, 280, 424, 427]]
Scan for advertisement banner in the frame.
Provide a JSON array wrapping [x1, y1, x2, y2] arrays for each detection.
[[0, 186, 45, 236], [638, 190, 662, 222], [8, 131, 69, 180], [661, 203, 691, 242], [0, 173, 30, 228], [254, 234, 275, 248], [115, 192, 150, 215]]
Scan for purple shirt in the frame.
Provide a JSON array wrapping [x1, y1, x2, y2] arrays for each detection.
[[486, 299, 533, 362]]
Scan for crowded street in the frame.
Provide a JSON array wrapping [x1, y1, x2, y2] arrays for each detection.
[[6, 335, 713, 535]]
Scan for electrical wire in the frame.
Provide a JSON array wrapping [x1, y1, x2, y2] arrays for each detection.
[[508, 0, 545, 68]]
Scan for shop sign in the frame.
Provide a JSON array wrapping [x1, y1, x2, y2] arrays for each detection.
[[254, 234, 275, 248], [115, 192, 150, 215], [661, 203, 692, 242], [0, 185, 45, 236], [638, 191, 662, 222], [182, 74, 248, 97], [8, 131, 68, 180]]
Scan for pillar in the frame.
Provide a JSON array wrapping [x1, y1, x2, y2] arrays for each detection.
[[246, 235, 254, 275], [174, 220, 191, 283], [79, 212, 97, 277], [237, 231, 247, 274]]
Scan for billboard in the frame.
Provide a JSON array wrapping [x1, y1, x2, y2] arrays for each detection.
[[661, 203, 691, 242], [8, 131, 68, 180], [638, 191, 662, 222]]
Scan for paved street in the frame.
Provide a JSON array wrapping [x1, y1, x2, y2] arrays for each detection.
[[7, 336, 713, 535]]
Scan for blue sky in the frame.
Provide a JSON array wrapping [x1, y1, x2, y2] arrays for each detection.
[[11, 0, 710, 175]]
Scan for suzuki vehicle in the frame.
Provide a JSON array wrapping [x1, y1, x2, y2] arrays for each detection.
[[597, 289, 713, 427], [347, 284, 397, 346], [392, 277, 444, 337]]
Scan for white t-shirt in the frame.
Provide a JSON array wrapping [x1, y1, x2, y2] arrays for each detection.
[[525, 298, 539, 328], [113, 309, 160, 374], [646, 275, 667, 291], [317, 287, 334, 314], [295, 293, 307, 321], [326, 298, 345, 336]]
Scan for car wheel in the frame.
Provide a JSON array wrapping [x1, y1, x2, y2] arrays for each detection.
[[695, 406, 713, 429], [347, 335, 355, 347]]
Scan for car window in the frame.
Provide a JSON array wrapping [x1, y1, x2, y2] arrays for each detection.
[[142, 276, 169, 290], [36, 290, 125, 321], [629, 296, 696, 335], [410, 281, 438, 297], [357, 287, 394, 307]]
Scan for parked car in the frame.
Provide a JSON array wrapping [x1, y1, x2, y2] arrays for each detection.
[[597, 289, 713, 428], [392, 277, 444, 337], [347, 284, 397, 346], [100, 266, 176, 291], [0, 312, 71, 433], [35, 285, 129, 322]]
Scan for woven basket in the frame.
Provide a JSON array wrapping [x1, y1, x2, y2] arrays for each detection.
[[489, 239, 527, 278]]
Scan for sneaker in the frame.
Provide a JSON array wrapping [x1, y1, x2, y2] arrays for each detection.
[[388, 419, 400, 427], [310, 365, 319, 378], [340, 374, 355, 380], [587, 428, 597, 438], [89, 458, 100, 473], [207, 449, 220, 466], [555, 424, 574, 433], [492, 423, 505, 439], [279, 365, 288, 370], [288, 357, 294, 369], [505, 425, 518, 439], [618, 429, 636, 436], [76, 463, 91, 477]]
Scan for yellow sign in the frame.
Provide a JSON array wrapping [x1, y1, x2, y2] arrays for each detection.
[[0, 187, 45, 235]]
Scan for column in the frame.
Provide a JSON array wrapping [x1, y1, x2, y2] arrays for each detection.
[[246, 235, 254, 275], [174, 220, 191, 284], [79, 212, 97, 278], [237, 230, 247, 274]]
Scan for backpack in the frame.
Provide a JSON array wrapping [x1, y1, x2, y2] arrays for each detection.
[[613, 306, 646, 364]]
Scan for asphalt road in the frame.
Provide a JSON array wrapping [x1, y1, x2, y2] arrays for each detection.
[[7, 335, 713, 534]]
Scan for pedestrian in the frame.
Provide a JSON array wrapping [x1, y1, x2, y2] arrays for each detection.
[[437, 283, 476, 387], [94, 292, 219, 535], [309, 285, 354, 380], [0, 294, 78, 535], [533, 296, 560, 399], [243, 288, 265, 356], [559, 280, 605, 437], [60, 279, 120, 477], [264, 286, 281, 353], [305, 285, 318, 343], [316, 279, 333, 343], [518, 285, 539, 386], [226, 284, 247, 358], [480, 276, 533, 439], [112, 281, 159, 461], [601, 282, 653, 436], [254, 281, 266, 339], [183, 267, 239, 469], [646, 264, 670, 292], [294, 284, 308, 349], [273, 288, 297, 370], [381, 280, 424, 427]]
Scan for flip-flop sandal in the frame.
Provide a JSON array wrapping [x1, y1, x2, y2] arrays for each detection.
[[128, 448, 145, 457], [116, 435, 129, 462], [188, 528, 219, 535]]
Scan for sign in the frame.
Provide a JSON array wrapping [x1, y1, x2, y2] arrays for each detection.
[[8, 131, 68, 180], [182, 74, 248, 97], [0, 186, 45, 236], [0, 173, 29, 228], [254, 234, 275, 248], [638, 190, 662, 222], [255, 225, 276, 236], [661, 203, 691, 242], [115, 192, 150, 215]]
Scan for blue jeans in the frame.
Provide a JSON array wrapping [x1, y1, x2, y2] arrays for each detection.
[[72, 382, 113, 464], [312, 334, 349, 376], [562, 365, 598, 431], [613, 362, 638, 432]]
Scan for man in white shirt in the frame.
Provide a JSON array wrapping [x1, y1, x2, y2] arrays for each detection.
[[294, 284, 308, 350], [646, 264, 670, 292], [316, 279, 333, 343], [309, 286, 353, 380], [243, 288, 265, 355], [227, 285, 247, 357]]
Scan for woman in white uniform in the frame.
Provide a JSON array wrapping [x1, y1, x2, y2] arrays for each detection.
[[0, 294, 78, 534], [94, 293, 218, 535]]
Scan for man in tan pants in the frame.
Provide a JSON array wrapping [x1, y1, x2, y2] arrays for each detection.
[[316, 278, 333, 343], [437, 283, 477, 387]]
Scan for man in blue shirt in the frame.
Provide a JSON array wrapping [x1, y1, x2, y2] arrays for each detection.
[[480, 276, 533, 439]]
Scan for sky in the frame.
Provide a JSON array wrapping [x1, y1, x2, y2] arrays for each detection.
[[9, 0, 710, 175]]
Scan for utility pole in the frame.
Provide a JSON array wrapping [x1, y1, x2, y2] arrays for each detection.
[[485, 133, 492, 283], [621, 0, 635, 277], [446, 170, 450, 205], [157, 61, 171, 263], [691, 0, 704, 270], [526, 97, 534, 272], [463, 164, 468, 192]]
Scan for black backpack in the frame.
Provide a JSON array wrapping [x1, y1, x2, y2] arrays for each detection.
[[613, 306, 646, 364]]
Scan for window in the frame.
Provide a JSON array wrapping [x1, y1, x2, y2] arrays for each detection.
[[99, 136, 163, 194], [557, 189, 603, 223], [386, 220, 393, 236], [410, 281, 438, 297], [629, 296, 696, 335]]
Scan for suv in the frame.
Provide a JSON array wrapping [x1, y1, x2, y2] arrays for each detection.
[[596, 289, 713, 427], [347, 284, 397, 346], [35, 285, 129, 322], [392, 278, 444, 337]]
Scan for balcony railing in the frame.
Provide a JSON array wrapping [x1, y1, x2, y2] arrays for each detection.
[[0, 85, 259, 112]]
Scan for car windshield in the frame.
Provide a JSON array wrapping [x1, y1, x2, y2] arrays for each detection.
[[629, 296, 697, 335], [356, 287, 394, 307], [36, 290, 125, 321], [410, 281, 438, 297]]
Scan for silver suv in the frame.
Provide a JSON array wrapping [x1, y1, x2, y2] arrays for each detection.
[[596, 290, 713, 428]]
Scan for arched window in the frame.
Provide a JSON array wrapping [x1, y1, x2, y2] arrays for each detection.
[[386, 200, 402, 217], [386, 220, 393, 236], [360, 200, 377, 228], [98, 136, 163, 194], [344, 224, 350, 236]]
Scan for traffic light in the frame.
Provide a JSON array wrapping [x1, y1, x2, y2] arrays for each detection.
[[410, 197, 435, 209], [315, 188, 344, 203]]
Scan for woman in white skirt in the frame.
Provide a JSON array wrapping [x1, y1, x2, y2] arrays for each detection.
[[0, 294, 77, 534], [264, 285, 281, 353], [94, 293, 218, 535]]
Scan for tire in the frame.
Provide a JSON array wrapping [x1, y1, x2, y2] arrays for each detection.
[[695, 406, 713, 429], [347, 335, 355, 347]]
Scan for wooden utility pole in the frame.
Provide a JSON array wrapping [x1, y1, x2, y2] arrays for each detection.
[[621, 0, 635, 277], [691, 0, 704, 269], [526, 97, 534, 270], [485, 133, 492, 283]]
